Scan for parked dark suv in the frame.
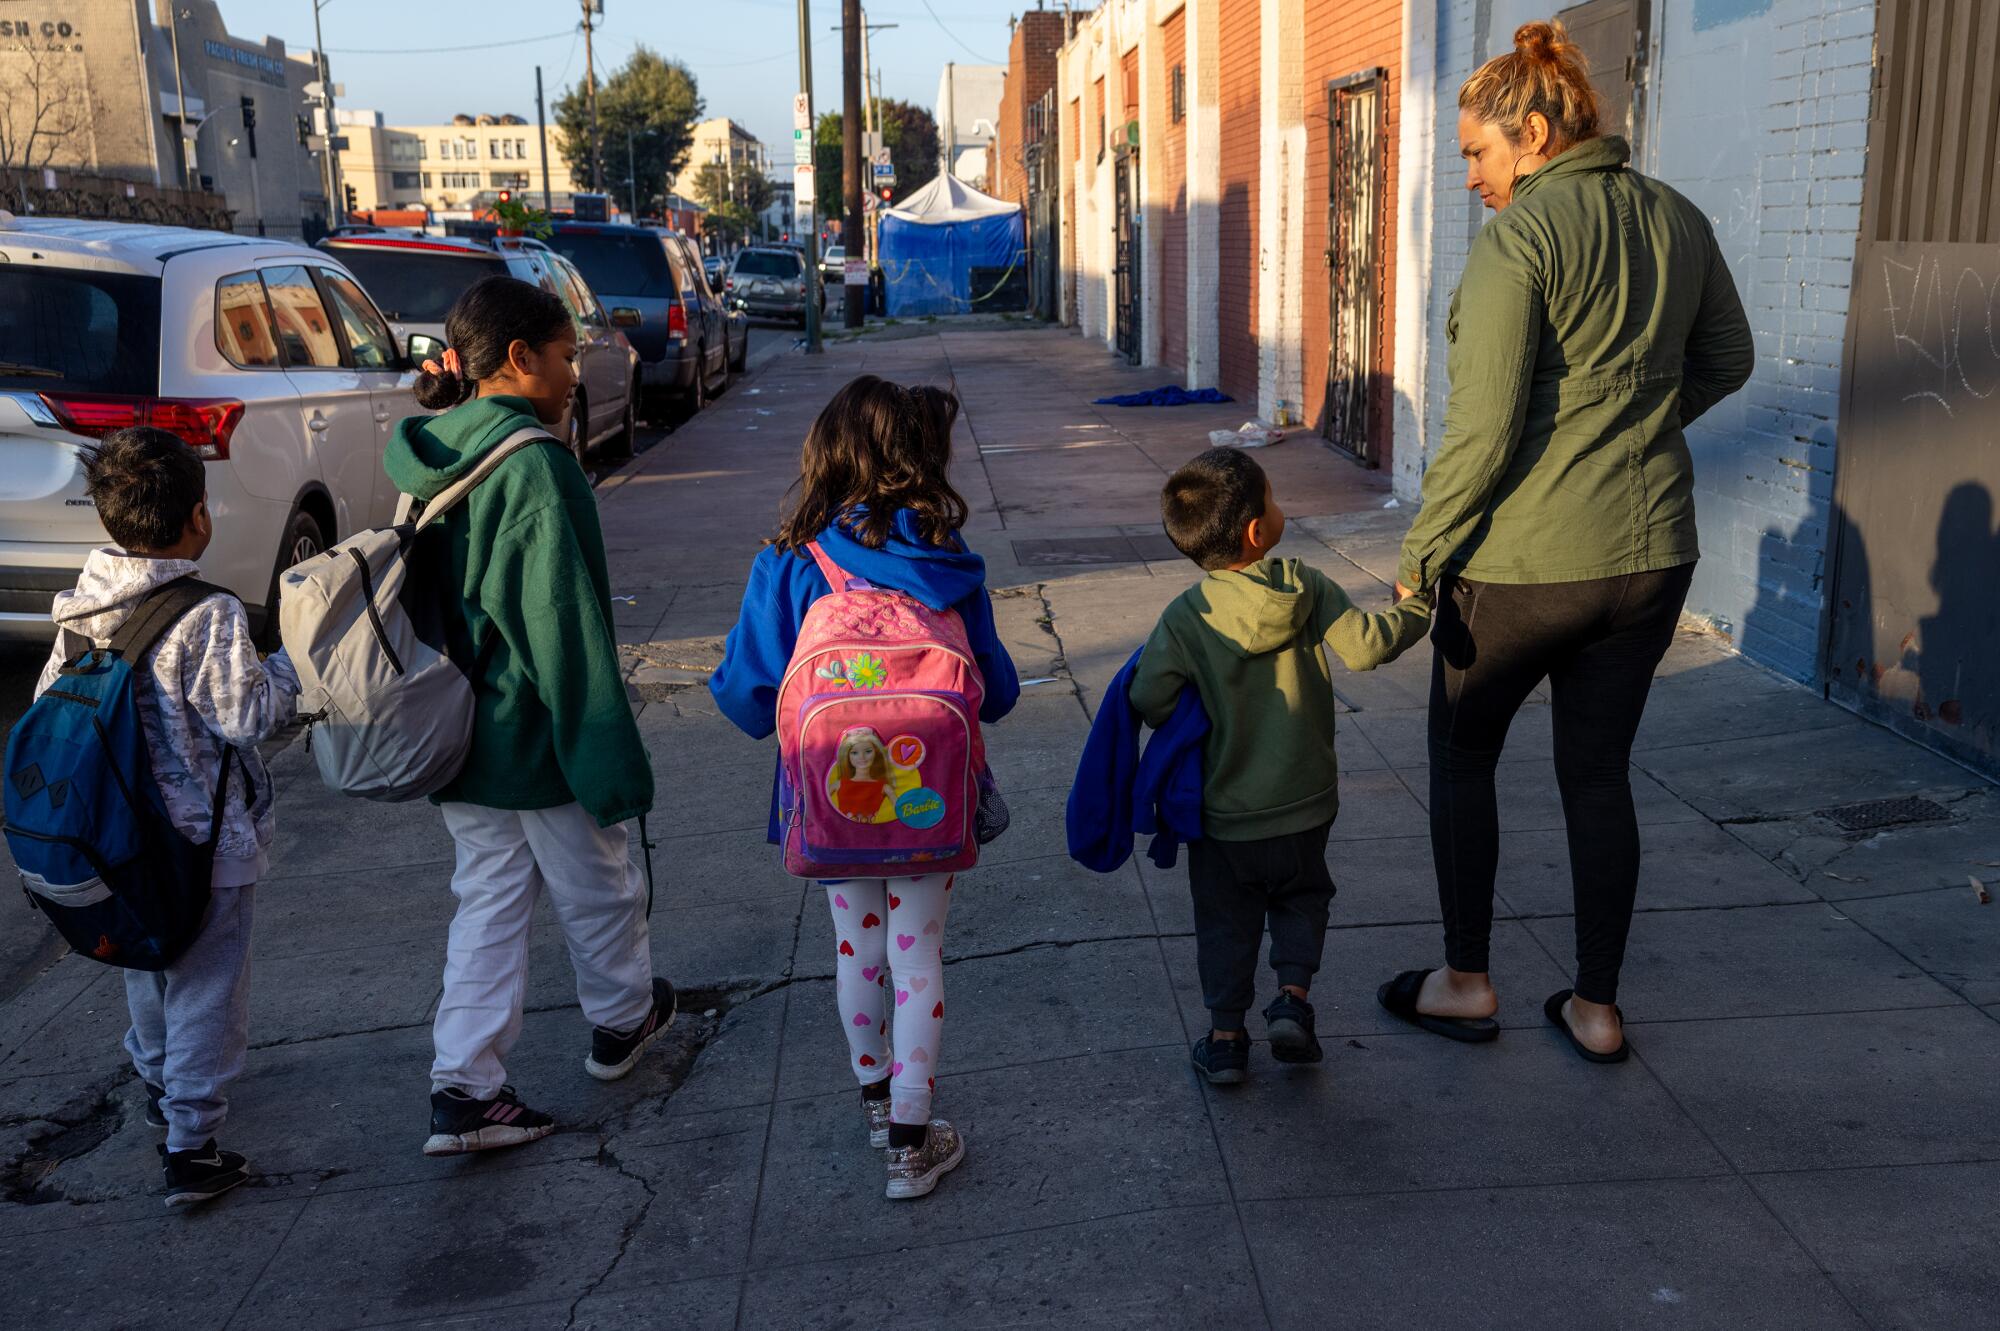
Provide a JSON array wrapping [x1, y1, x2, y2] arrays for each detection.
[[544, 223, 736, 414]]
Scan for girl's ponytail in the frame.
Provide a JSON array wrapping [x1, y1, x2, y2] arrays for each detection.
[[410, 274, 571, 411]]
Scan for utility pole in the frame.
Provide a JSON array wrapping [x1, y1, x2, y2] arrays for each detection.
[[168, 5, 192, 190], [797, 0, 822, 353], [312, 0, 343, 217], [841, 0, 864, 327], [535, 66, 553, 212], [627, 126, 638, 217], [581, 0, 603, 192], [945, 61, 956, 178]]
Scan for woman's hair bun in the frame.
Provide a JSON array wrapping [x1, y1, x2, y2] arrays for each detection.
[[1514, 21, 1561, 62], [412, 362, 472, 411]]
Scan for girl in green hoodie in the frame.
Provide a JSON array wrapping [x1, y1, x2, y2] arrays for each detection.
[[385, 277, 671, 1155]]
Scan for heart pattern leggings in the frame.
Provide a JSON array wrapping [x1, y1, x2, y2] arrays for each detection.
[[824, 874, 952, 1126]]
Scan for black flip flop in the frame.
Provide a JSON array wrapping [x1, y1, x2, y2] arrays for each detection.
[[1543, 989, 1630, 1064], [1375, 969, 1499, 1044]]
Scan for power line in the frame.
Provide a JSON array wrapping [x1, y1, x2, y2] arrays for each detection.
[[916, 0, 998, 64], [304, 28, 575, 57]]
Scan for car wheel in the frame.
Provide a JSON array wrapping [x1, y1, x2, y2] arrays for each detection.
[[605, 383, 637, 460], [567, 393, 589, 459], [257, 508, 326, 650], [709, 339, 730, 396], [688, 347, 709, 411]]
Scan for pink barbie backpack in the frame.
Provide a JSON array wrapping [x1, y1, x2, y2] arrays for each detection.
[[775, 541, 987, 879]]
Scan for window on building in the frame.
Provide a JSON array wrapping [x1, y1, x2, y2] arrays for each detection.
[[418, 140, 427, 159], [1094, 77, 1105, 160], [463, 138, 478, 159], [390, 171, 421, 190], [442, 171, 479, 189], [422, 172, 432, 187], [1070, 98, 1081, 162], [489, 171, 529, 189], [259, 266, 340, 369], [213, 271, 282, 369], [516, 138, 527, 159], [1170, 64, 1186, 123]]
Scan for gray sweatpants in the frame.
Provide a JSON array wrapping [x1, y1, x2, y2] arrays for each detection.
[[123, 883, 255, 1152]]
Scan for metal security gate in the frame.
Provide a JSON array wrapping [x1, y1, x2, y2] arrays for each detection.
[[1826, 0, 2000, 776], [1323, 70, 1384, 463], [1114, 143, 1140, 363], [1026, 89, 1061, 321]]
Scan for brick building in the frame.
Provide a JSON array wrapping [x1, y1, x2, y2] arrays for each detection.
[[986, 10, 1071, 211]]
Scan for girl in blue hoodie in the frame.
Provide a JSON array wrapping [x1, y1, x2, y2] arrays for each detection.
[[712, 375, 1018, 1200]]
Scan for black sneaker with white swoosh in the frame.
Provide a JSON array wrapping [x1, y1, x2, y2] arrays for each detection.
[[159, 1140, 249, 1208]]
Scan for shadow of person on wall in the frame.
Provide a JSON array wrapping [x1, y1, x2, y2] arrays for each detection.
[[1917, 483, 2000, 758]]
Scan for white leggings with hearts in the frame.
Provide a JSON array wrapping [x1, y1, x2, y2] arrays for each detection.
[[824, 874, 952, 1126]]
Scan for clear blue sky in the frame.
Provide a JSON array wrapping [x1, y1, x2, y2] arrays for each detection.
[[258, 0, 1035, 159]]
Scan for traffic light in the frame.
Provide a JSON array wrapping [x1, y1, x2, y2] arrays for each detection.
[[879, 187, 893, 203], [240, 96, 258, 158], [343, 184, 358, 217], [498, 189, 512, 204]]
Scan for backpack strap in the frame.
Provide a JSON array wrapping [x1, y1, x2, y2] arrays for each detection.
[[106, 577, 232, 663], [410, 427, 556, 532], [805, 540, 873, 592]]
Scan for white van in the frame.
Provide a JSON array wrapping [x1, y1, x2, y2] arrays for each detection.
[[0, 217, 414, 641]]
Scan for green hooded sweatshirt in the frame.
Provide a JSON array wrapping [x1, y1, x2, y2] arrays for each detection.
[[1128, 558, 1431, 841], [1398, 136, 1754, 591], [383, 394, 653, 827]]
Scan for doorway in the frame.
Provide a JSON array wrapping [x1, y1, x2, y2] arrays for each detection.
[[1323, 69, 1384, 463], [1113, 143, 1141, 364]]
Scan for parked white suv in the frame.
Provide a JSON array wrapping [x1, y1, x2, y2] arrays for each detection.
[[0, 217, 412, 642]]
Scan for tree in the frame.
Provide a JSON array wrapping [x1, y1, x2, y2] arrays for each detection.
[[813, 100, 940, 217], [553, 47, 701, 215], [0, 39, 87, 171], [689, 159, 773, 216]]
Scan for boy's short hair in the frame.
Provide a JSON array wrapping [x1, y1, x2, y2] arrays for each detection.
[[81, 427, 206, 553], [1162, 447, 1268, 571]]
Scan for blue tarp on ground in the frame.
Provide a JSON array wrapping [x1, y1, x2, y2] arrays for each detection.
[[877, 174, 1026, 317], [1093, 386, 1236, 407]]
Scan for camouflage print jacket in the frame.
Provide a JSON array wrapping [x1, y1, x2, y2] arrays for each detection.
[[36, 549, 301, 883]]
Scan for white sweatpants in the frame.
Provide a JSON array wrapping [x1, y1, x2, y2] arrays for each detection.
[[431, 802, 655, 1097]]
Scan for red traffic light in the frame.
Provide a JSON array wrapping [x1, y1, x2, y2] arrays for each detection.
[[879, 188, 892, 201], [498, 189, 512, 204]]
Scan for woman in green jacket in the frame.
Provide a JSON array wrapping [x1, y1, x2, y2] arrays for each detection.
[[387, 276, 672, 1154], [1377, 22, 1753, 1062]]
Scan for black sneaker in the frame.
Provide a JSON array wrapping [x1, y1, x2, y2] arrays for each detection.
[[1263, 991, 1323, 1064], [143, 1082, 167, 1130], [159, 1140, 249, 1209], [423, 1085, 556, 1156], [584, 977, 677, 1082], [1191, 1033, 1249, 1085]]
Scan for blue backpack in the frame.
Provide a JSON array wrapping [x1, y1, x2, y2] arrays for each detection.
[[5, 578, 243, 971]]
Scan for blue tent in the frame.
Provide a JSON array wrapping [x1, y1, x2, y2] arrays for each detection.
[[878, 175, 1025, 317]]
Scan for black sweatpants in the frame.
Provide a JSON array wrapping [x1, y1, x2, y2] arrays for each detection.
[[1188, 822, 1337, 1032], [1428, 564, 1694, 1005]]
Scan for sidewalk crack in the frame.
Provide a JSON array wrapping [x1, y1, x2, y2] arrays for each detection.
[[563, 1143, 658, 1329]]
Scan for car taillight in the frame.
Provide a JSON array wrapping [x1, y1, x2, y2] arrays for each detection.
[[39, 393, 245, 461], [724, 277, 734, 291], [667, 302, 687, 341]]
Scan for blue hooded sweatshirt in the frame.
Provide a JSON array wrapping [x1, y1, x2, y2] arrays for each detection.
[[710, 510, 1021, 843]]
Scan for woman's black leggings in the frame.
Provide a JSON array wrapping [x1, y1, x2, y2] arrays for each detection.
[[1428, 563, 1694, 1004]]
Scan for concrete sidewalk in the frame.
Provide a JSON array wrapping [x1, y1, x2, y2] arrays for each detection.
[[3, 327, 1997, 1329]]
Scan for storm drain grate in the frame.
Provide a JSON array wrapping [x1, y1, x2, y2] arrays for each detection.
[[1817, 796, 1954, 831], [1012, 535, 1182, 568]]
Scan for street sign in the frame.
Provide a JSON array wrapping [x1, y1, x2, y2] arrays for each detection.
[[792, 93, 811, 131], [872, 163, 895, 184], [792, 129, 812, 164], [844, 257, 868, 286], [794, 164, 815, 205], [873, 147, 892, 169], [863, 131, 883, 162]]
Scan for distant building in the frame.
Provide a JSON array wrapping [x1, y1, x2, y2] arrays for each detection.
[[666, 118, 768, 207], [936, 63, 1004, 186], [338, 111, 582, 217], [0, 0, 329, 237]]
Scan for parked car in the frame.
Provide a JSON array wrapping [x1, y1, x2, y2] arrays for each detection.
[[316, 231, 639, 460], [820, 244, 845, 282], [0, 218, 413, 641], [542, 222, 730, 414], [663, 232, 749, 375], [728, 245, 819, 325]]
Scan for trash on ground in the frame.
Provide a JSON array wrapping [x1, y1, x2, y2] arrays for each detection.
[[1382, 497, 1402, 509], [1973, 874, 1991, 905], [610, 596, 638, 605], [1094, 384, 1234, 408], [746, 388, 762, 395], [756, 409, 773, 416], [1019, 676, 1059, 686], [1210, 420, 1284, 449], [1823, 871, 1866, 883]]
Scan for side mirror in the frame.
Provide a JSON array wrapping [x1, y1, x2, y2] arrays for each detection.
[[407, 332, 444, 364], [610, 306, 643, 329]]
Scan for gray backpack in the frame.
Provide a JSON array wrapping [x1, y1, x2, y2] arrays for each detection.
[[278, 428, 549, 802]]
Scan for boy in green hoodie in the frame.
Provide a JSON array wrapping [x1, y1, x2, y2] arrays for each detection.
[[1130, 448, 1431, 1082]]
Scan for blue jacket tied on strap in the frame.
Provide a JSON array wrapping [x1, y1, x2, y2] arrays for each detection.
[[710, 510, 1021, 844], [1067, 647, 1208, 872]]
